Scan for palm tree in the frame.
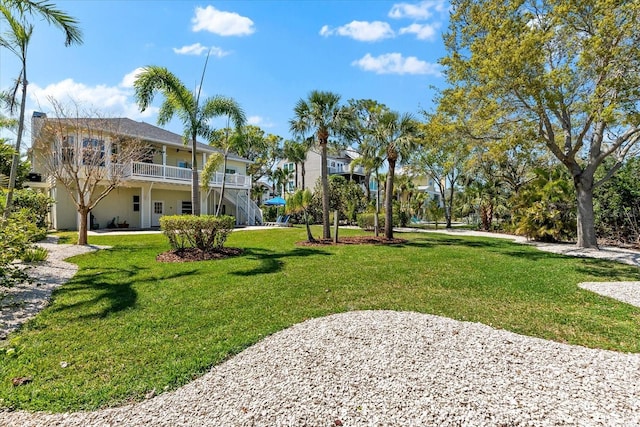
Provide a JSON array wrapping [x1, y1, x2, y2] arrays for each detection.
[[376, 111, 418, 239], [286, 189, 315, 242], [283, 138, 313, 190], [271, 167, 292, 197], [134, 58, 229, 216], [203, 98, 246, 216], [1, 0, 82, 218], [289, 91, 352, 239]]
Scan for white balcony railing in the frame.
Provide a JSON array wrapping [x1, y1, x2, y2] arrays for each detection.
[[328, 164, 365, 175], [128, 162, 251, 189]]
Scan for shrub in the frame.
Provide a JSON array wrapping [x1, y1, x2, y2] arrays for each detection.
[[594, 157, 640, 247], [21, 246, 49, 263], [12, 189, 53, 229], [0, 211, 36, 287], [357, 213, 385, 230], [511, 167, 576, 242], [160, 215, 235, 252]]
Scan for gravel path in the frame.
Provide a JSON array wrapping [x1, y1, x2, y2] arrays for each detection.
[[0, 237, 109, 340], [2, 311, 640, 426], [1, 230, 639, 426]]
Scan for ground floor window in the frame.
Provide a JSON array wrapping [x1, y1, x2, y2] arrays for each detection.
[[180, 200, 192, 215], [153, 201, 163, 215], [133, 195, 140, 212]]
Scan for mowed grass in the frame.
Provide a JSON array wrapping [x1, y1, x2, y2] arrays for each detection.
[[1, 227, 640, 412]]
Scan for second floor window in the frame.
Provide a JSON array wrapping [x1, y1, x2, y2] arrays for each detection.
[[82, 137, 106, 166]]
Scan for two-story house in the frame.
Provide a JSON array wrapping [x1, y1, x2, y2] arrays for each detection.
[[277, 147, 369, 195], [28, 112, 262, 231]]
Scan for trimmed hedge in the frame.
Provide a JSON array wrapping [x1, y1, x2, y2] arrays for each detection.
[[160, 215, 235, 251]]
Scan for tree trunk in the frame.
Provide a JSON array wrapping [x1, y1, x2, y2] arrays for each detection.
[[364, 172, 371, 201], [216, 155, 228, 216], [320, 139, 331, 239], [445, 180, 454, 229], [385, 159, 396, 239], [3, 64, 28, 219], [301, 162, 306, 190], [575, 176, 599, 248], [374, 170, 380, 236], [78, 207, 89, 245], [191, 137, 200, 216], [304, 210, 315, 242]]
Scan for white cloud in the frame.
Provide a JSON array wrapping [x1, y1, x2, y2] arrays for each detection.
[[388, 1, 447, 20], [320, 20, 394, 42], [29, 78, 156, 120], [173, 43, 231, 57], [248, 115, 274, 128], [399, 23, 439, 40], [192, 6, 255, 36], [120, 67, 145, 88], [352, 53, 441, 75]]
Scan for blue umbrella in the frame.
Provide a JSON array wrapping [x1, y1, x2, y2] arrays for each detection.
[[264, 196, 286, 206]]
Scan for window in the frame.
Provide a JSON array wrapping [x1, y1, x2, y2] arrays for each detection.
[[180, 200, 192, 215], [283, 162, 294, 173], [287, 180, 295, 192], [177, 161, 190, 168], [82, 137, 106, 165], [60, 135, 75, 164], [133, 195, 140, 212], [225, 167, 237, 174]]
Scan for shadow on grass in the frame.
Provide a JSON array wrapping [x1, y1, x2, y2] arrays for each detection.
[[402, 236, 513, 251], [574, 259, 640, 281], [51, 267, 198, 320], [232, 247, 331, 276]]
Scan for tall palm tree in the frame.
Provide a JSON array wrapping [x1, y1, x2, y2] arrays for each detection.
[[1, 0, 82, 218], [289, 90, 352, 239], [204, 98, 246, 216], [376, 111, 418, 239], [134, 59, 229, 216]]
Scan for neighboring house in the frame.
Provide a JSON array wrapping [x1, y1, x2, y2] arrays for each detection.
[[395, 166, 443, 213], [27, 112, 262, 230], [277, 147, 369, 195]]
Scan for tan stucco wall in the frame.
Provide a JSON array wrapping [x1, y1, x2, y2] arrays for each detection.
[[52, 186, 78, 230], [93, 187, 142, 229], [149, 188, 192, 216]]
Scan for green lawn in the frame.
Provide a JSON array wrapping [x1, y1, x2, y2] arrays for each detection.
[[1, 227, 639, 412]]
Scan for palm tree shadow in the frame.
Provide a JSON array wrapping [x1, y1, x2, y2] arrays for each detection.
[[232, 247, 331, 276], [51, 267, 198, 320]]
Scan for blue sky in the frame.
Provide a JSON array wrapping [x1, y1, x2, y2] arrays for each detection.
[[1, 0, 450, 146]]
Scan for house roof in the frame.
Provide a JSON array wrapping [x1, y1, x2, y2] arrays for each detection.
[[37, 115, 250, 164]]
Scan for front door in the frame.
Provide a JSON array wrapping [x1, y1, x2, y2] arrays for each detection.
[[152, 201, 164, 227]]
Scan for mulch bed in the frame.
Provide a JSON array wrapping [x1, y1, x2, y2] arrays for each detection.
[[297, 236, 407, 247], [156, 247, 244, 263]]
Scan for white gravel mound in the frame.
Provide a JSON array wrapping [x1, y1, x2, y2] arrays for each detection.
[[2, 310, 639, 426]]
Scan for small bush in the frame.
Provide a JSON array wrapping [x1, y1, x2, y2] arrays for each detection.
[[160, 215, 235, 251], [357, 213, 385, 230], [21, 246, 49, 263]]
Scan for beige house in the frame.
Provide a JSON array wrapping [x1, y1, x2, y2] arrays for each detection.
[[28, 112, 261, 230]]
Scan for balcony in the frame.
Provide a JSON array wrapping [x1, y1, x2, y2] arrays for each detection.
[[328, 164, 365, 175], [128, 162, 251, 189]]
